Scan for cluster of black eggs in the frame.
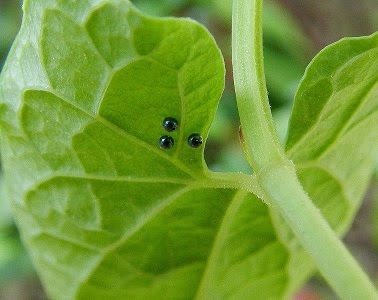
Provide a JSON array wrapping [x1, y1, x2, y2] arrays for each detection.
[[159, 117, 203, 150]]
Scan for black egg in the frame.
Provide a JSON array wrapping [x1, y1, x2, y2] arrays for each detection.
[[188, 134, 203, 148], [162, 117, 178, 132], [159, 135, 174, 149]]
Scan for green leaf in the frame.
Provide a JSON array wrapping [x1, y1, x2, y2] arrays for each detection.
[[1, 0, 377, 299], [0, 1, 297, 299], [286, 32, 378, 233], [278, 34, 378, 297]]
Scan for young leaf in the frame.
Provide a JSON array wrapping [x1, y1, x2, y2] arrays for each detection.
[[269, 33, 378, 296], [286, 32, 378, 233]]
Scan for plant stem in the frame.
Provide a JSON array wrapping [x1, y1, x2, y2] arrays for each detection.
[[232, 0, 378, 298], [232, 0, 285, 171], [259, 163, 378, 300]]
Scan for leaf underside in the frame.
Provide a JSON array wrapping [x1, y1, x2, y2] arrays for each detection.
[[0, 0, 377, 299], [286, 33, 378, 233]]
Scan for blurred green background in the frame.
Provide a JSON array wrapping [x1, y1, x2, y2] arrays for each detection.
[[0, 0, 377, 299]]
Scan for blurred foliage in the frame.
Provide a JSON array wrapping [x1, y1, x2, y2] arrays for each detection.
[[0, 0, 22, 67], [372, 175, 378, 249], [0, 0, 377, 299], [132, 0, 188, 16]]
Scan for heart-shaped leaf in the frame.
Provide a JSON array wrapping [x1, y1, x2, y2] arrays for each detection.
[[0, 1, 298, 299]]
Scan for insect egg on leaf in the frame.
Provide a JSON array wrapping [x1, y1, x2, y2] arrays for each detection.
[[159, 135, 174, 149], [162, 117, 179, 132], [188, 134, 203, 148]]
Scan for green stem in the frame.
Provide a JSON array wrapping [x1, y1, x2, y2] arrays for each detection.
[[232, 0, 378, 298], [232, 0, 285, 170], [259, 163, 378, 300]]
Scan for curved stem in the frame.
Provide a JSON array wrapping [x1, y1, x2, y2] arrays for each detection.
[[232, 0, 378, 298], [232, 0, 285, 170]]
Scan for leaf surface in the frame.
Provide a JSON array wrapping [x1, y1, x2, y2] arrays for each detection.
[[0, 1, 294, 299]]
